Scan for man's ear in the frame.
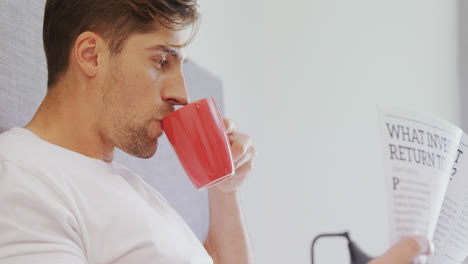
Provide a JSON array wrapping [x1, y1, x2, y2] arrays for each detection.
[[74, 31, 105, 78]]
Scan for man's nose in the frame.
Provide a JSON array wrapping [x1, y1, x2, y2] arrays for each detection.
[[161, 71, 189, 106]]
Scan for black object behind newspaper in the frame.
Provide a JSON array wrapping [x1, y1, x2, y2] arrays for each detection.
[[311, 232, 373, 264]]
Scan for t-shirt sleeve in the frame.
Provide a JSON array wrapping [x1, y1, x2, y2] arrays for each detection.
[[0, 160, 87, 264]]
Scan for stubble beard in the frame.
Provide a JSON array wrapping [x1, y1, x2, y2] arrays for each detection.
[[107, 104, 159, 159], [103, 60, 159, 159], [120, 120, 158, 159]]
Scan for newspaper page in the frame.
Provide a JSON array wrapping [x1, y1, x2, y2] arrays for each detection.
[[429, 133, 468, 264], [379, 108, 462, 247]]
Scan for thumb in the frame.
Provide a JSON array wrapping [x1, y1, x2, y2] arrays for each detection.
[[369, 236, 432, 264]]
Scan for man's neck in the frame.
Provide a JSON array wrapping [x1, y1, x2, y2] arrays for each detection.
[[25, 87, 115, 163]]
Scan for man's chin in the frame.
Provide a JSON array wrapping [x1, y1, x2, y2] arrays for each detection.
[[137, 140, 158, 159], [120, 139, 159, 159]]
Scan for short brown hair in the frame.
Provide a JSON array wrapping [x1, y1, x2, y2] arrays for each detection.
[[43, 0, 199, 88]]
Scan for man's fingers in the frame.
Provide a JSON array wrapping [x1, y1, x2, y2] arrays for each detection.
[[223, 118, 236, 135], [370, 236, 432, 264], [221, 117, 255, 170], [230, 133, 252, 162], [233, 161, 253, 180], [234, 146, 256, 169]]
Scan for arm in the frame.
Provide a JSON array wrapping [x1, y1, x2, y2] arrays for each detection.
[[204, 189, 253, 264], [204, 119, 256, 264], [0, 161, 86, 264]]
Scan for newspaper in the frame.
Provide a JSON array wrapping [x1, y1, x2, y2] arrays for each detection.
[[379, 107, 466, 264], [430, 134, 468, 264]]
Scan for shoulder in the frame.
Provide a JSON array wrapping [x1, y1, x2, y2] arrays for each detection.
[[0, 127, 42, 162], [0, 159, 73, 210], [0, 128, 73, 196]]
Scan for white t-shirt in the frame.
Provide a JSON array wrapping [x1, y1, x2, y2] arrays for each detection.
[[0, 128, 213, 264]]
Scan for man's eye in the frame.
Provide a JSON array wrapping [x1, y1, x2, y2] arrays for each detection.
[[154, 58, 168, 69], [156, 59, 166, 65]]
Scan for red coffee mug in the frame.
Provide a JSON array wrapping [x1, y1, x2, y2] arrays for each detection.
[[162, 97, 234, 190]]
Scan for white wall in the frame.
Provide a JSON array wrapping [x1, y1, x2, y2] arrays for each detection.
[[188, 1, 461, 263], [461, 0, 468, 132]]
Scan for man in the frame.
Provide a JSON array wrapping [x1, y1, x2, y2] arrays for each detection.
[[0, 0, 430, 263]]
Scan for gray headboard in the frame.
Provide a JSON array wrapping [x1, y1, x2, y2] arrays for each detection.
[[0, 0, 225, 243]]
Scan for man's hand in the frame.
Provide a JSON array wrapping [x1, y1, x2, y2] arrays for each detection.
[[212, 118, 256, 195], [368, 236, 433, 264], [203, 119, 255, 264]]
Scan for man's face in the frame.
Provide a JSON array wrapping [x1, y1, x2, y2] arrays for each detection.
[[97, 26, 188, 159]]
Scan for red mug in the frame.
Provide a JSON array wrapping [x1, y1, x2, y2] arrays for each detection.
[[162, 97, 234, 190]]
